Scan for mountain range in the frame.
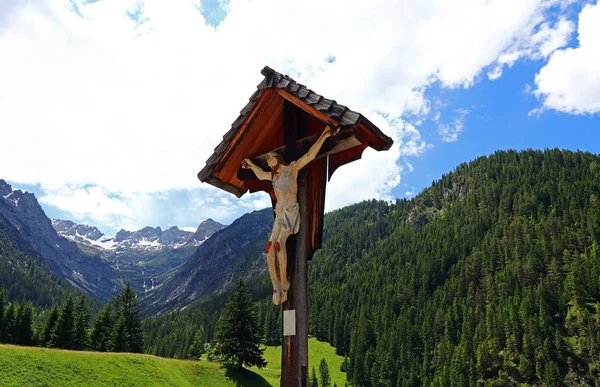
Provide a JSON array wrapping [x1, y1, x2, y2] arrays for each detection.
[[0, 179, 227, 302], [3, 149, 600, 384], [0, 180, 116, 300], [142, 208, 273, 313], [52, 218, 224, 251]]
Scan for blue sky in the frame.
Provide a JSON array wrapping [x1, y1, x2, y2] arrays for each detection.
[[401, 58, 600, 197], [1, 0, 599, 235]]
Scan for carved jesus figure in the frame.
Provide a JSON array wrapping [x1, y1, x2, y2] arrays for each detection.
[[242, 125, 339, 304]]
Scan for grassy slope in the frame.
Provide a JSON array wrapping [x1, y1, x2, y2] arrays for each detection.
[[0, 338, 344, 387], [254, 338, 346, 387], [0, 345, 266, 387]]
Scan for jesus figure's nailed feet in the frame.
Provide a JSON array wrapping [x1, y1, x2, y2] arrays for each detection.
[[280, 287, 288, 304], [272, 287, 281, 305]]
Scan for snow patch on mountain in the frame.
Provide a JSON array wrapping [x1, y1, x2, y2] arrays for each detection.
[[51, 218, 226, 252], [3, 192, 20, 208]]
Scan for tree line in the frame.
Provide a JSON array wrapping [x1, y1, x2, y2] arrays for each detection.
[[141, 149, 600, 386], [306, 149, 600, 386], [0, 283, 143, 353], [0, 212, 93, 310]]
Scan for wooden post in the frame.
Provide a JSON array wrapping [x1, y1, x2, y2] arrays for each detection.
[[281, 102, 309, 387]]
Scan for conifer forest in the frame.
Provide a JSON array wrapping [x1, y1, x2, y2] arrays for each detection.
[[2, 149, 600, 386]]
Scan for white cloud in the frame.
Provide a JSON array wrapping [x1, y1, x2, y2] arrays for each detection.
[[39, 183, 266, 234], [487, 13, 575, 80], [39, 186, 136, 230], [438, 109, 469, 143], [532, 2, 600, 114], [0, 0, 577, 229], [325, 117, 426, 211]]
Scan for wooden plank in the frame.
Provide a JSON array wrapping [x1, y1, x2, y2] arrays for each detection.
[[213, 89, 275, 175], [281, 101, 308, 387], [278, 85, 392, 152], [328, 141, 369, 181], [214, 92, 281, 184], [306, 158, 327, 256], [281, 166, 309, 387], [276, 89, 339, 128], [219, 96, 284, 184], [203, 176, 245, 198], [244, 179, 272, 194], [356, 123, 390, 151]]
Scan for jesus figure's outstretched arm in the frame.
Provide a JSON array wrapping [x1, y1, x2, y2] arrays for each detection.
[[294, 125, 340, 170], [242, 159, 272, 181]]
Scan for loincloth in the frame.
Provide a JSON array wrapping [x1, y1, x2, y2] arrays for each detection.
[[275, 203, 300, 234]]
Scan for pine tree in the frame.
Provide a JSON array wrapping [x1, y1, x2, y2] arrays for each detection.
[[73, 295, 90, 350], [109, 311, 130, 353], [319, 358, 331, 387], [0, 291, 6, 343], [42, 305, 59, 347], [310, 366, 320, 387], [114, 283, 143, 353], [214, 279, 266, 369], [188, 326, 206, 360], [15, 302, 34, 345], [3, 302, 16, 344], [90, 302, 113, 352], [49, 295, 75, 349]]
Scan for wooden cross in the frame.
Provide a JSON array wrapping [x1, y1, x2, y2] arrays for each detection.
[[198, 67, 393, 387]]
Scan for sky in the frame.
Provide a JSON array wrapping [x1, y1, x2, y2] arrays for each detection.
[[1, 0, 599, 235]]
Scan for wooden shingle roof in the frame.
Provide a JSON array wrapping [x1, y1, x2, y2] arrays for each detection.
[[198, 66, 393, 197]]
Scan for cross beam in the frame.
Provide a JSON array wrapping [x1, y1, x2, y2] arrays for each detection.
[[237, 129, 362, 182]]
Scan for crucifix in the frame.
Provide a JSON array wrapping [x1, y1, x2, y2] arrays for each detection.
[[198, 66, 393, 387], [241, 125, 339, 305]]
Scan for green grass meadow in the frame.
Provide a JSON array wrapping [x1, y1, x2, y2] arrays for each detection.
[[254, 338, 346, 387], [0, 338, 345, 386]]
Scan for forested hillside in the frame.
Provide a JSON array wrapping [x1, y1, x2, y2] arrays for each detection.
[[0, 180, 117, 301], [309, 149, 600, 386], [142, 209, 273, 314], [0, 213, 83, 307], [145, 149, 600, 386]]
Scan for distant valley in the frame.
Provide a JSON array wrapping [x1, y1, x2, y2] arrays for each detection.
[[51, 217, 226, 297], [0, 179, 229, 305]]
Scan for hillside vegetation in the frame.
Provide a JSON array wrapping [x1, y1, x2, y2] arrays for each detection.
[[0, 213, 85, 308], [308, 149, 600, 386], [144, 149, 600, 386], [0, 338, 344, 386]]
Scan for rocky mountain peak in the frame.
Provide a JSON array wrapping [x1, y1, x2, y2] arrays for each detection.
[[187, 218, 226, 245], [0, 181, 40, 211], [0, 179, 12, 196], [52, 219, 105, 242], [158, 226, 191, 246], [0, 181, 117, 300], [114, 229, 132, 242]]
